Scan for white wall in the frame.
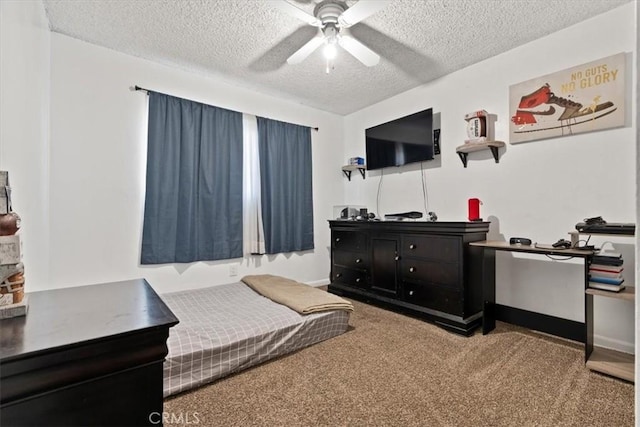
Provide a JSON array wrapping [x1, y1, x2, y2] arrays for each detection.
[[634, 0, 639, 400], [0, 0, 51, 289], [46, 34, 344, 294], [343, 4, 637, 352]]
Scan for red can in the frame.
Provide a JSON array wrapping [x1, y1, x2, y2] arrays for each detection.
[[468, 198, 481, 221]]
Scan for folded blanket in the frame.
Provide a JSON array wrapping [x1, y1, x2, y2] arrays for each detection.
[[241, 274, 354, 314]]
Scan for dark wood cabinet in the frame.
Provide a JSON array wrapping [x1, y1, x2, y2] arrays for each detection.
[[0, 279, 179, 426], [331, 228, 369, 290], [370, 235, 400, 296], [329, 220, 489, 335]]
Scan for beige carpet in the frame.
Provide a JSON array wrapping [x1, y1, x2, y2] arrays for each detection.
[[165, 300, 634, 426]]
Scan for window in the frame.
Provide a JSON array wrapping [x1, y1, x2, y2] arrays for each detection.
[[141, 93, 313, 263]]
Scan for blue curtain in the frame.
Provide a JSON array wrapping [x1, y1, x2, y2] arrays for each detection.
[[257, 117, 314, 254], [141, 92, 243, 264]]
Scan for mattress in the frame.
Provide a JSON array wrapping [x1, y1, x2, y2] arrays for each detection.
[[161, 282, 350, 397]]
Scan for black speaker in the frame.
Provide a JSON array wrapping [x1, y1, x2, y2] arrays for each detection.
[[509, 237, 532, 245]]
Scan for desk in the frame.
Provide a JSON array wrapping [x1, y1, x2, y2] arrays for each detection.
[[470, 241, 593, 340], [0, 279, 179, 426]]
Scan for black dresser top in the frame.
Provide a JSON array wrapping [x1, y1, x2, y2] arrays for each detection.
[[329, 220, 490, 234], [0, 279, 179, 362]]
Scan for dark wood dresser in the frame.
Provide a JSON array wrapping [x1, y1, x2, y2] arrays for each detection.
[[328, 220, 489, 335], [0, 279, 179, 426]]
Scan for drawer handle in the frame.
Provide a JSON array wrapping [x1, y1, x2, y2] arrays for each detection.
[[395, 256, 400, 261], [336, 273, 342, 278], [335, 237, 341, 242], [409, 267, 416, 273], [409, 290, 414, 296], [355, 258, 362, 263], [409, 244, 416, 249], [355, 278, 361, 283]]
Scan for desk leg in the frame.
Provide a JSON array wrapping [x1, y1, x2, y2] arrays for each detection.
[[482, 248, 496, 335]]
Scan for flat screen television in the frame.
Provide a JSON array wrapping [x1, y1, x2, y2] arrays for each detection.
[[365, 108, 433, 170]]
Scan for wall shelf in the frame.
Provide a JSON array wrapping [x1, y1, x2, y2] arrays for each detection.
[[342, 165, 366, 181], [455, 141, 505, 167]]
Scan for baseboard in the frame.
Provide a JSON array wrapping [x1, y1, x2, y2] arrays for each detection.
[[593, 334, 634, 355], [306, 278, 330, 288], [494, 304, 585, 343]]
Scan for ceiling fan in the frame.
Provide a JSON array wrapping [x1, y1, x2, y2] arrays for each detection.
[[271, 0, 391, 70]]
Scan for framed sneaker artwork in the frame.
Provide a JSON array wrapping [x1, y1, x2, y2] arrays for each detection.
[[509, 52, 626, 144]]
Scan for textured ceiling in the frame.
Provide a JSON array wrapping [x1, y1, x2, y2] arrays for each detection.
[[43, 0, 630, 115]]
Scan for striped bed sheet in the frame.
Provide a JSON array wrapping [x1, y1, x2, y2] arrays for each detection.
[[161, 281, 350, 397]]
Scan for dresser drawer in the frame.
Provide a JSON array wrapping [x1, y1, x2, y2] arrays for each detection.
[[400, 258, 460, 288], [403, 282, 462, 316], [332, 230, 367, 251], [332, 266, 368, 289], [333, 250, 368, 270], [401, 235, 461, 262]]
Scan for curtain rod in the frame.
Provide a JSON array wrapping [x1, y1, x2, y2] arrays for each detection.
[[133, 85, 319, 131]]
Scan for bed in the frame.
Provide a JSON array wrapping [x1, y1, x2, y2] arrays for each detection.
[[161, 280, 351, 397]]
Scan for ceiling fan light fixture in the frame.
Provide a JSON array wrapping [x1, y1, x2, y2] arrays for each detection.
[[277, 0, 387, 69], [323, 40, 337, 60]]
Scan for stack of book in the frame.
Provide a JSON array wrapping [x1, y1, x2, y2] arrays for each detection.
[[0, 170, 27, 319], [588, 252, 624, 292]]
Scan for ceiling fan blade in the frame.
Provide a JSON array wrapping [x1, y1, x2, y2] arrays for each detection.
[[268, 1, 322, 26], [338, 0, 392, 28], [338, 32, 380, 66], [287, 29, 325, 64]]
